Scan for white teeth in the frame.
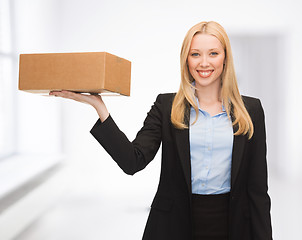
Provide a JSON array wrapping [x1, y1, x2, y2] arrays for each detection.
[[199, 71, 212, 76]]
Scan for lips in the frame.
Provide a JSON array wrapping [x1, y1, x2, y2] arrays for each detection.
[[197, 70, 214, 78]]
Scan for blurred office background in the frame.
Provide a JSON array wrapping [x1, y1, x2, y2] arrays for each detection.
[[0, 0, 301, 239]]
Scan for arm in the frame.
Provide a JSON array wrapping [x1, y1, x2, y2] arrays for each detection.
[[247, 99, 273, 240], [50, 91, 164, 175], [90, 95, 163, 175]]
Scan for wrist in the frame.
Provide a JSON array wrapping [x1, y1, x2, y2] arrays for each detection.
[[93, 104, 109, 122]]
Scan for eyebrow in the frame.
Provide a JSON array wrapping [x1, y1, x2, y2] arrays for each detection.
[[190, 48, 220, 51]]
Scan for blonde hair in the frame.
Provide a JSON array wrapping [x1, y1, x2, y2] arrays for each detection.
[[171, 21, 254, 139]]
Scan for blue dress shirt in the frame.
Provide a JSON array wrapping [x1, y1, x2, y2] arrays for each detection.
[[189, 99, 233, 195]]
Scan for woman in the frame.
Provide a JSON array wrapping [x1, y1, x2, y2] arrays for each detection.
[[50, 21, 273, 240]]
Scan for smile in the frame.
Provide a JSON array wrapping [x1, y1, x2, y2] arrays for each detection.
[[197, 70, 214, 78]]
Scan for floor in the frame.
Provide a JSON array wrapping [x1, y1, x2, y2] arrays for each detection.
[[12, 160, 154, 240], [14, 192, 150, 240], [13, 163, 302, 240]]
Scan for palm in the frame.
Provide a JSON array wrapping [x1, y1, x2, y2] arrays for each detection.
[[50, 91, 103, 108]]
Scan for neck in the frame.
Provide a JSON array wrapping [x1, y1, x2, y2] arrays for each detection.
[[195, 83, 221, 105]]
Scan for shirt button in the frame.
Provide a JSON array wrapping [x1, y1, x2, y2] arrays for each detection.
[[208, 147, 211, 151], [202, 184, 205, 187], [205, 166, 208, 169]]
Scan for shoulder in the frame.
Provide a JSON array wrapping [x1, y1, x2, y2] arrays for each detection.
[[155, 93, 176, 102], [154, 93, 176, 107], [150, 93, 176, 116], [241, 95, 262, 109], [241, 95, 264, 121]]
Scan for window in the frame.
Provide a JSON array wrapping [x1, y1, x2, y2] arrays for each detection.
[[0, 0, 16, 159]]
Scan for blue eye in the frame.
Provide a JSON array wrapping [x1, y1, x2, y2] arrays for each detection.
[[210, 52, 218, 56], [191, 53, 199, 57]]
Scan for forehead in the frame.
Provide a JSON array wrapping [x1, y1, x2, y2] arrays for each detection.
[[190, 33, 223, 50]]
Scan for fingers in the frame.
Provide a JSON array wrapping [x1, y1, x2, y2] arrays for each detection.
[[50, 90, 72, 97], [49, 90, 103, 107], [50, 90, 85, 103], [50, 90, 82, 99]]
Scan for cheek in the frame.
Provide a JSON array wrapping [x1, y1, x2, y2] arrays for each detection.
[[187, 64, 196, 77], [187, 58, 196, 72], [215, 58, 225, 70]]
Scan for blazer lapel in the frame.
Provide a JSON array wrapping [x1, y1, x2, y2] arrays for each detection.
[[174, 106, 192, 196], [175, 127, 191, 195], [230, 113, 246, 188]]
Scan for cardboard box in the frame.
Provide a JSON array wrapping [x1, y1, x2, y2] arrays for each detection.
[[18, 52, 131, 96]]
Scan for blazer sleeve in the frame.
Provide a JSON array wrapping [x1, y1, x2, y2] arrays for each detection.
[[90, 94, 164, 175], [247, 99, 273, 240]]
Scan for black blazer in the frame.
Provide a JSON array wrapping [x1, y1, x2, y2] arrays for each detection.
[[90, 93, 273, 240]]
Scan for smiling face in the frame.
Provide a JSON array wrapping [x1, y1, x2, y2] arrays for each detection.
[[187, 33, 225, 91]]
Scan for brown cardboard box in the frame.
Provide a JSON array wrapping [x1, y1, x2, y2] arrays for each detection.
[[18, 52, 131, 96]]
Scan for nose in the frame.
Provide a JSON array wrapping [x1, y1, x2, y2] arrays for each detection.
[[199, 56, 210, 67]]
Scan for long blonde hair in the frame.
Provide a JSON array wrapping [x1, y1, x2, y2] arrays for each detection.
[[171, 21, 254, 139]]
